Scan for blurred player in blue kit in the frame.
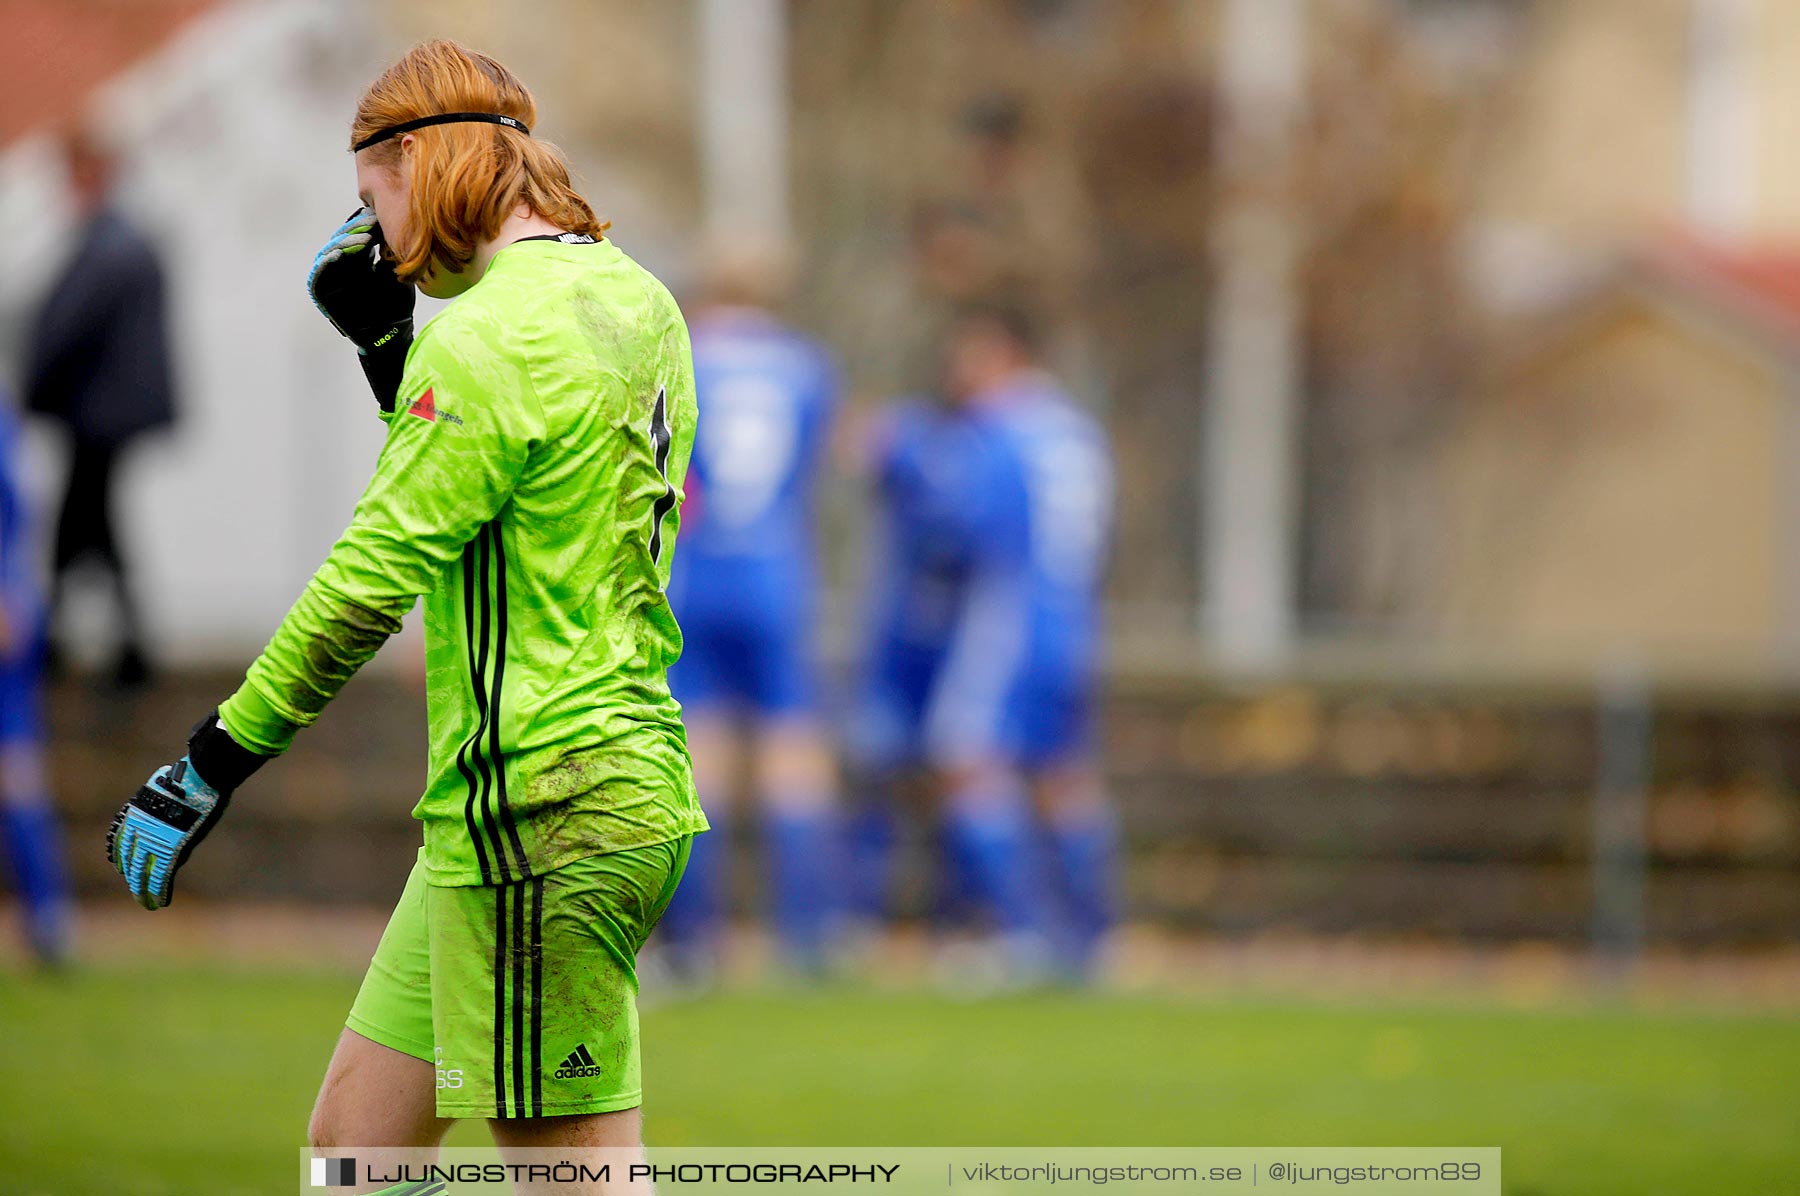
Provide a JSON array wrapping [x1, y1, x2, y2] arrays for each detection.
[[0, 394, 71, 965], [853, 306, 1116, 982], [659, 244, 843, 976]]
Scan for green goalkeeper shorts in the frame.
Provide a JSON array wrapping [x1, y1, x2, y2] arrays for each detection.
[[346, 836, 691, 1119]]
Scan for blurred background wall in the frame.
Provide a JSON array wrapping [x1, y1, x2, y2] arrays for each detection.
[[2, 0, 1797, 948], [11, 0, 1800, 667]]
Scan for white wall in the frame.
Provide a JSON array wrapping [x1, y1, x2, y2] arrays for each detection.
[[0, 1, 419, 667]]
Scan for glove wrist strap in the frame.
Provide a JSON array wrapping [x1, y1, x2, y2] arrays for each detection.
[[187, 710, 269, 794], [359, 325, 414, 415]]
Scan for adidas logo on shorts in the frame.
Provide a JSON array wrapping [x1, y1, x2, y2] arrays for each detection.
[[553, 1043, 604, 1079]]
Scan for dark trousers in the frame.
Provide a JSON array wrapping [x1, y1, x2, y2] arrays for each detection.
[[50, 438, 144, 661]]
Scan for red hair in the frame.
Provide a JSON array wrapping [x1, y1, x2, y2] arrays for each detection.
[[351, 40, 607, 282]]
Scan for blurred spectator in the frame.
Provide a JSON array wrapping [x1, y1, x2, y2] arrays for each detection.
[[0, 388, 70, 966], [23, 129, 176, 686], [657, 239, 844, 979]]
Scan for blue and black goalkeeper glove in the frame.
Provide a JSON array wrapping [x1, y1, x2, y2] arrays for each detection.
[[307, 205, 416, 414], [105, 711, 269, 911]]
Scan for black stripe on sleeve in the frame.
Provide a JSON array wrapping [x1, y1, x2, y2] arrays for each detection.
[[472, 529, 511, 885], [648, 387, 675, 565], [456, 541, 494, 885], [488, 522, 530, 879]]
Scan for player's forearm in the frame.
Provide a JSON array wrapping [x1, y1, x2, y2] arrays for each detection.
[[219, 577, 406, 754]]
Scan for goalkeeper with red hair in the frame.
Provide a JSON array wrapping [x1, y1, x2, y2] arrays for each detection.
[[103, 40, 706, 1170]]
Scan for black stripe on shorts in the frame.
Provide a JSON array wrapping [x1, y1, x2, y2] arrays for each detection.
[[493, 881, 509, 1118], [531, 874, 545, 1117], [511, 879, 527, 1117]]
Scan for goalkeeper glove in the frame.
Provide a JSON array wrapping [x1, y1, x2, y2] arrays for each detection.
[[106, 711, 269, 911], [308, 205, 416, 415]]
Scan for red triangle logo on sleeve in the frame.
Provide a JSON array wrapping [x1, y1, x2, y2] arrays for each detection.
[[407, 387, 437, 422]]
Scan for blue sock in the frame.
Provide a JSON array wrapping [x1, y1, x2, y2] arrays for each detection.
[[844, 800, 897, 924], [1046, 809, 1118, 975], [932, 821, 973, 926], [0, 802, 72, 961], [761, 805, 840, 969], [940, 783, 1043, 941], [659, 811, 728, 959]]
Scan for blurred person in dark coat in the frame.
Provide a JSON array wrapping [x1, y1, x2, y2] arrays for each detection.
[[23, 130, 175, 686]]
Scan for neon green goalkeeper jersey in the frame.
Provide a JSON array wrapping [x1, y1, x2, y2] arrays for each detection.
[[219, 236, 707, 886]]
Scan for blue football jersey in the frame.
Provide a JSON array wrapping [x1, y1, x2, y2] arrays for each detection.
[[857, 398, 1032, 765], [666, 309, 839, 714], [866, 399, 1028, 644], [856, 378, 1110, 769], [973, 373, 1113, 672], [680, 308, 837, 567]]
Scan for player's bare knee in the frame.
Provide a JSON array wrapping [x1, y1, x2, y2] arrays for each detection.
[[308, 1056, 350, 1147], [684, 714, 738, 799], [306, 1099, 346, 1151], [1033, 763, 1109, 821], [309, 1030, 447, 1150], [307, 1077, 369, 1150], [0, 745, 47, 803], [308, 1092, 449, 1154], [755, 721, 837, 809], [934, 759, 1025, 811]]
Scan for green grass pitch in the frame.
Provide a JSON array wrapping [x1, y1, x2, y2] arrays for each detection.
[[0, 964, 1795, 1194]]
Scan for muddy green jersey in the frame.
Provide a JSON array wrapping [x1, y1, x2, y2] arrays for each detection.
[[220, 237, 707, 885]]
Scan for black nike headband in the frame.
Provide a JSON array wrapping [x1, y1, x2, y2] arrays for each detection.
[[353, 111, 529, 152]]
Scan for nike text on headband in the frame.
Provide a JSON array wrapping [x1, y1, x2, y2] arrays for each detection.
[[353, 112, 529, 152]]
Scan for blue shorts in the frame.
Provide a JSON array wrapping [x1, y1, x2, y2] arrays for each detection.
[[1003, 657, 1095, 771], [853, 637, 1097, 773], [670, 607, 817, 717], [849, 638, 946, 772]]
